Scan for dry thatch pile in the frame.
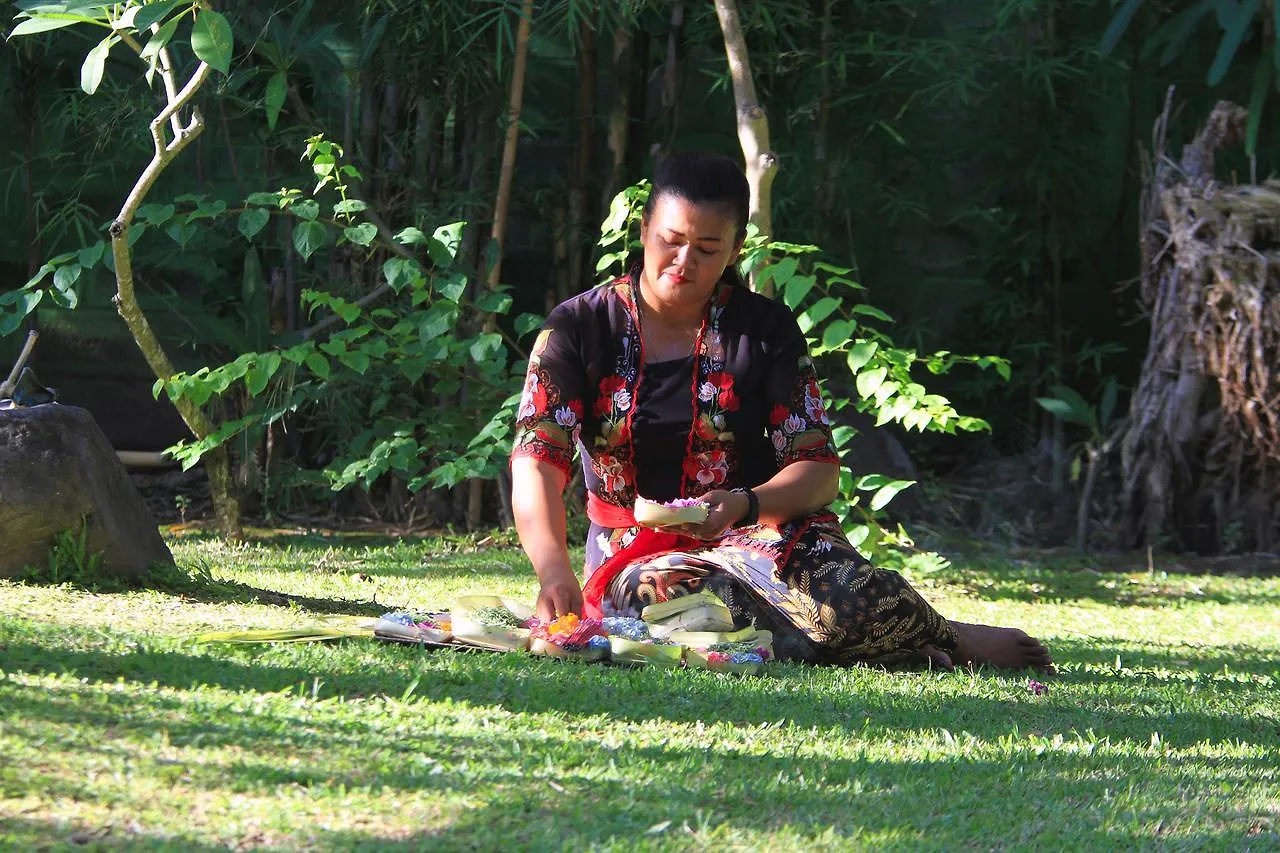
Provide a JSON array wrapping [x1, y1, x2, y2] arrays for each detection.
[[1122, 96, 1280, 552]]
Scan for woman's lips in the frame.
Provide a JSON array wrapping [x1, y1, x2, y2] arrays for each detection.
[[664, 271, 688, 284]]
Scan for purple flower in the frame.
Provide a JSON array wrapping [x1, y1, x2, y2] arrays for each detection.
[[1027, 678, 1048, 696]]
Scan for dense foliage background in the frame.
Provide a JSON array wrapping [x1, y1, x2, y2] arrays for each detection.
[[3, 0, 1275, 550]]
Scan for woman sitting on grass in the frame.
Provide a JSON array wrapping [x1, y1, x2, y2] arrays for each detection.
[[510, 151, 1053, 672]]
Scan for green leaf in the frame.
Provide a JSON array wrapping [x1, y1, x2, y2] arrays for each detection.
[[383, 258, 421, 292], [191, 8, 233, 74], [418, 303, 454, 343], [138, 203, 175, 226], [475, 291, 513, 314], [47, 284, 78, 309], [78, 241, 105, 268], [1036, 396, 1095, 429], [797, 297, 841, 334], [133, 0, 184, 32], [52, 263, 82, 292], [821, 319, 857, 351], [237, 208, 270, 240], [292, 221, 327, 260], [344, 223, 377, 247], [870, 479, 915, 511], [245, 366, 269, 396], [165, 220, 197, 246], [9, 16, 85, 37], [469, 332, 504, 363], [399, 356, 429, 383], [437, 273, 467, 303], [782, 274, 817, 310], [139, 13, 180, 60], [264, 70, 287, 130], [292, 200, 320, 221], [432, 221, 465, 262], [846, 524, 871, 549], [333, 199, 368, 216], [846, 340, 878, 373], [856, 366, 887, 399], [395, 227, 429, 245], [305, 353, 330, 379], [1208, 0, 1260, 86], [1099, 0, 1142, 56], [340, 350, 371, 374], [80, 33, 116, 95], [850, 303, 893, 322], [514, 312, 543, 336], [246, 191, 282, 207], [1049, 384, 1097, 425]]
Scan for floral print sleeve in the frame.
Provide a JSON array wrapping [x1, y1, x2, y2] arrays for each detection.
[[510, 305, 587, 480], [764, 311, 840, 468]]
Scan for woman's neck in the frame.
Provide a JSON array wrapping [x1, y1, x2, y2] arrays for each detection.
[[635, 279, 705, 362], [636, 275, 708, 331]]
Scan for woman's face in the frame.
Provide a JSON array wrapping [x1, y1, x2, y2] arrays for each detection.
[[639, 194, 744, 316]]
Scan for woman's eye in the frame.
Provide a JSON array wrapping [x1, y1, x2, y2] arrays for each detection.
[[697, 247, 717, 257]]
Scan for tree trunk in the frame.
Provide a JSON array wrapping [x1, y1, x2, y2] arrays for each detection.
[[107, 56, 242, 539], [604, 24, 633, 212], [568, 16, 597, 296], [714, 0, 778, 293], [815, 0, 834, 219], [659, 2, 685, 154], [467, 0, 536, 531]]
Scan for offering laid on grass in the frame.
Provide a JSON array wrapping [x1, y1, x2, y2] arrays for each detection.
[[198, 590, 769, 675], [642, 590, 735, 636], [678, 628, 774, 675], [602, 616, 686, 667], [373, 611, 453, 644], [633, 496, 709, 528], [449, 595, 534, 652], [528, 613, 610, 661]]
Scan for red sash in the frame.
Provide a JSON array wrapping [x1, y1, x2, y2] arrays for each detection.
[[580, 493, 696, 619]]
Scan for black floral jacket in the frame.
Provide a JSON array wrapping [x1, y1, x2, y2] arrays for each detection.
[[511, 274, 839, 512]]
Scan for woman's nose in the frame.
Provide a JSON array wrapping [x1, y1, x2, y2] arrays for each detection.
[[674, 244, 694, 266]]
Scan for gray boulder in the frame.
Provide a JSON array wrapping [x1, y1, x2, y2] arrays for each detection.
[[0, 404, 173, 581]]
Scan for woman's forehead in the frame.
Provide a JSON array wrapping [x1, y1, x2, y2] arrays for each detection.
[[647, 194, 738, 237]]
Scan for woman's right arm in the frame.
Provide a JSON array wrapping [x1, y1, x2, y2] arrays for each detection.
[[511, 455, 583, 621]]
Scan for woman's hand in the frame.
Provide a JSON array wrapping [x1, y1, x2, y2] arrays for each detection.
[[657, 489, 749, 540], [535, 569, 584, 622]]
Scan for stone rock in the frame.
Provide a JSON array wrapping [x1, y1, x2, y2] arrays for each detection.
[[0, 404, 173, 580]]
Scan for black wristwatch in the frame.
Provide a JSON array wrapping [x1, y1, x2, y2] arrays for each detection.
[[731, 487, 759, 526]]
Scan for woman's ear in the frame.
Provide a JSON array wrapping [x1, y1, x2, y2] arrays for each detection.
[[639, 214, 650, 244], [727, 234, 746, 265]]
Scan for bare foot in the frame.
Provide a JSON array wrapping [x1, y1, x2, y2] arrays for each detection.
[[951, 622, 1055, 673], [917, 643, 955, 671]]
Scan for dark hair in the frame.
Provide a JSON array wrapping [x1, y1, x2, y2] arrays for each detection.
[[637, 151, 751, 286]]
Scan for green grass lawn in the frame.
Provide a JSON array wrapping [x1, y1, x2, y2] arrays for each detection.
[[1, 533, 1277, 851]]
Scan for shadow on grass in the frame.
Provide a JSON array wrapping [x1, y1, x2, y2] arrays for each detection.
[[2, 629, 1276, 752], [935, 565, 1280, 608], [6, 674, 1276, 851], [154, 571, 389, 618], [0, 817, 232, 851]]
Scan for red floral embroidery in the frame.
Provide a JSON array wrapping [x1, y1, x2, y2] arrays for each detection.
[[718, 389, 740, 412], [769, 404, 790, 426], [683, 450, 729, 487], [596, 453, 632, 492], [707, 371, 734, 390]]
